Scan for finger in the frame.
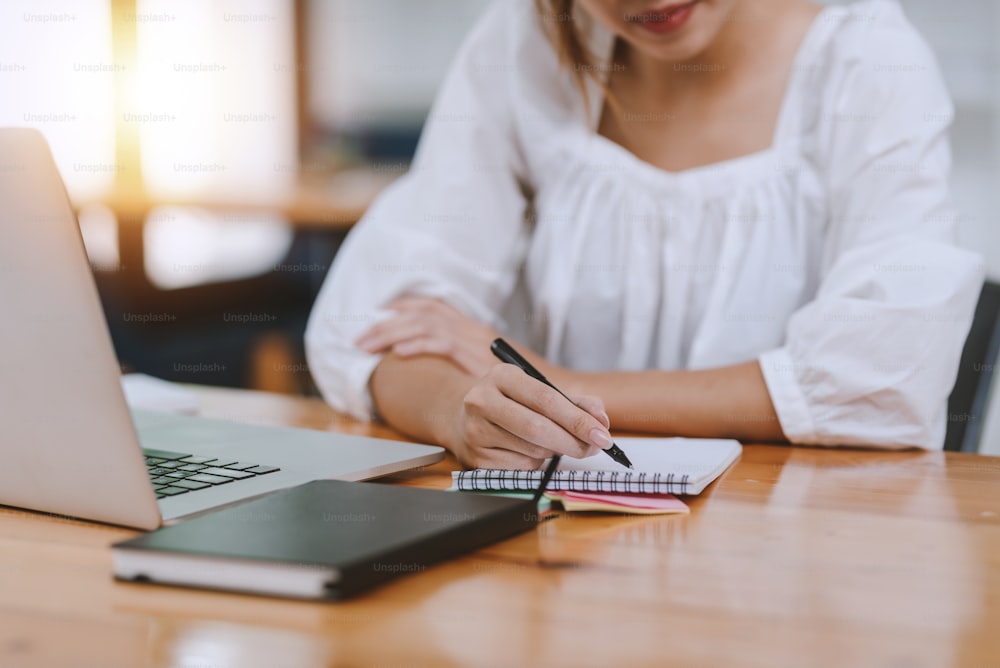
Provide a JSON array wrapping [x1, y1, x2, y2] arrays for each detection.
[[477, 419, 553, 464], [492, 365, 612, 458], [452, 343, 496, 377], [486, 392, 600, 459], [458, 394, 553, 468], [392, 338, 492, 378], [465, 364, 603, 458], [385, 296, 424, 312], [356, 316, 427, 352], [571, 394, 610, 429], [391, 337, 454, 358], [388, 295, 444, 314], [355, 317, 404, 348]]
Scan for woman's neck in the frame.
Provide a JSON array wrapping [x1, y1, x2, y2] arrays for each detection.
[[598, 0, 823, 172]]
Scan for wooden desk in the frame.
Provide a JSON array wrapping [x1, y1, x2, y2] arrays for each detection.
[[72, 171, 396, 229], [2, 387, 1000, 667]]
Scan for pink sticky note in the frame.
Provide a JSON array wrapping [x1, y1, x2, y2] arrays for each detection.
[[547, 490, 689, 514]]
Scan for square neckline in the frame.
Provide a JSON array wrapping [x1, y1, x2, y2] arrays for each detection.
[[583, 4, 840, 183]]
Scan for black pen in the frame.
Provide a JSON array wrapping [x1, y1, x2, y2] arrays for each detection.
[[490, 338, 634, 470]]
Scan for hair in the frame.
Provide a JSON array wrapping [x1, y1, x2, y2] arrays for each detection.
[[536, 1, 592, 93], [534, 0, 615, 112]]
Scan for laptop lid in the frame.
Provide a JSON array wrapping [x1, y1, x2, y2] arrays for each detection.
[[0, 129, 448, 531], [0, 128, 161, 529]]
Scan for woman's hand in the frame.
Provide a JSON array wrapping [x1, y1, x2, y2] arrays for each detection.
[[444, 363, 613, 470], [356, 296, 500, 377], [358, 295, 612, 469]]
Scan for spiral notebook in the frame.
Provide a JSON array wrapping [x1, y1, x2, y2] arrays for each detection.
[[453, 437, 742, 496]]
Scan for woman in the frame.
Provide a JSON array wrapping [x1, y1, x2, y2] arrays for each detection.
[[306, 0, 983, 469]]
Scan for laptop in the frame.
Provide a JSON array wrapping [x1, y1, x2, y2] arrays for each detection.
[[0, 128, 445, 530]]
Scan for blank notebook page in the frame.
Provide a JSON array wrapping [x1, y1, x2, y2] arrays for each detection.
[[453, 437, 742, 495]]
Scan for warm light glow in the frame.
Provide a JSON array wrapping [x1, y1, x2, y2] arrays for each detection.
[[0, 0, 116, 199], [77, 203, 121, 271], [143, 206, 292, 289], [133, 0, 297, 199]]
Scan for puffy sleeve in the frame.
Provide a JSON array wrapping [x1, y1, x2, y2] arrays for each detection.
[[305, 2, 531, 420], [758, 5, 984, 449]]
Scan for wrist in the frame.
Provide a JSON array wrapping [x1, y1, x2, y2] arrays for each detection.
[[430, 374, 476, 451]]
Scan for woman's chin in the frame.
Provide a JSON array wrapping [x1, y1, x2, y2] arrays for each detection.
[[625, 33, 715, 65], [621, 12, 722, 64]]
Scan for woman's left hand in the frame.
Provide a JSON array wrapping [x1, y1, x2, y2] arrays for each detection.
[[355, 296, 500, 377]]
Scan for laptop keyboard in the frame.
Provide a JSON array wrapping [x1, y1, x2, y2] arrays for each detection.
[[143, 448, 280, 500]]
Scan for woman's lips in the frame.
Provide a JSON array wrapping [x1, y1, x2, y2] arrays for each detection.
[[626, 1, 699, 35]]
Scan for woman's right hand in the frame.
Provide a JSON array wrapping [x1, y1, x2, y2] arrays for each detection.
[[445, 363, 613, 470]]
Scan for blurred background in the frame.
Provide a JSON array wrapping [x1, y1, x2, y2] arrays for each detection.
[[0, 0, 997, 449], [0, 0, 488, 395]]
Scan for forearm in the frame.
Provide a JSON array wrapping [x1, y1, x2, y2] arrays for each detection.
[[369, 353, 474, 448], [572, 360, 787, 442]]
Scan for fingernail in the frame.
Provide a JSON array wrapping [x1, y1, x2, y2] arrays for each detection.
[[600, 410, 610, 426], [589, 428, 612, 449]]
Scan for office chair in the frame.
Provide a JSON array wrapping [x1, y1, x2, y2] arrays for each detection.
[[944, 280, 1000, 453]]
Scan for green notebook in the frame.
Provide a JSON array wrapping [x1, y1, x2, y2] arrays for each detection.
[[113, 480, 538, 600]]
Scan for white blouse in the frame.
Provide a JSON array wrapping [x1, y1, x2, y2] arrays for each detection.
[[306, 0, 984, 449]]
